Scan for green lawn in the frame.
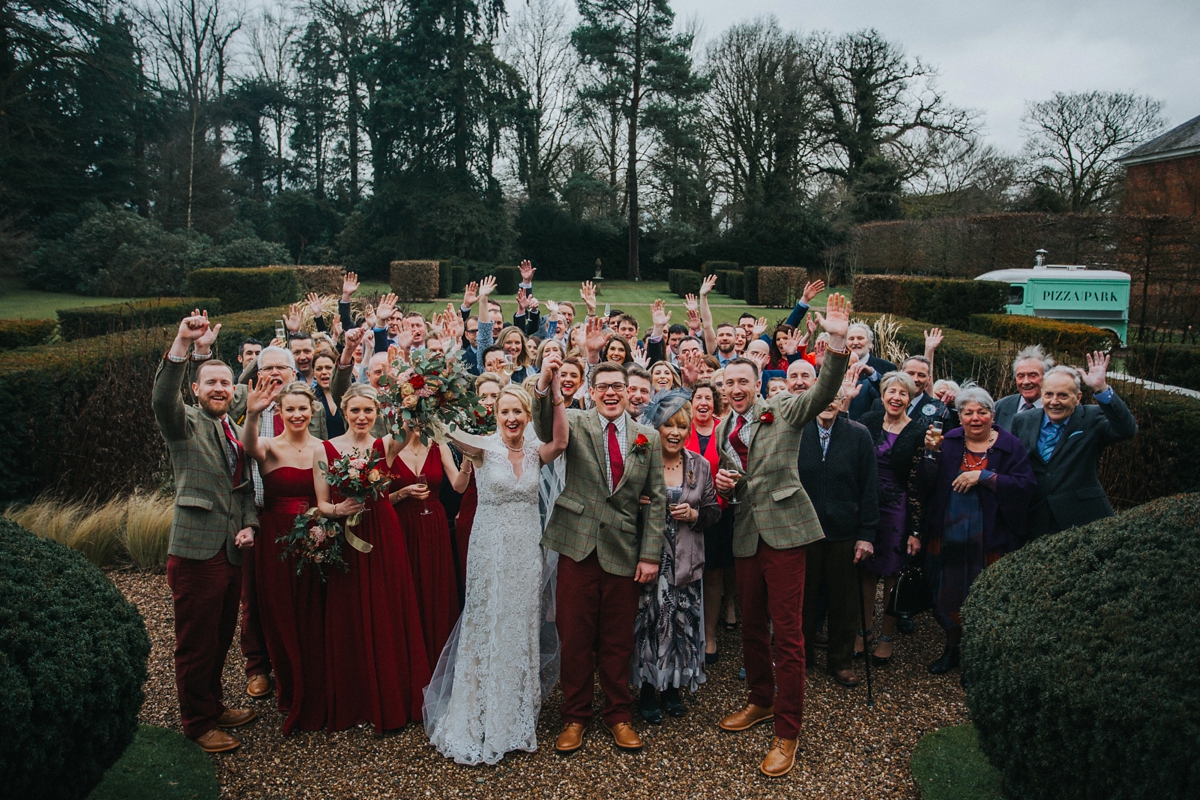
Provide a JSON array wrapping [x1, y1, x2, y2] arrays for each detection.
[[0, 279, 136, 320], [910, 724, 1006, 800], [88, 724, 219, 800]]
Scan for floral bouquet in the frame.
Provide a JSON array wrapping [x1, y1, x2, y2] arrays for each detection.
[[318, 447, 391, 552], [379, 349, 490, 445], [277, 509, 347, 581]]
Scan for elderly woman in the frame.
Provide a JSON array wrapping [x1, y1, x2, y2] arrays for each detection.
[[916, 384, 1035, 678], [633, 389, 720, 724], [857, 371, 925, 665]]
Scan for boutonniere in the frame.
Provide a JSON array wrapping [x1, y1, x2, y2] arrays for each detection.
[[631, 433, 651, 456], [686, 467, 696, 487], [758, 411, 775, 425]]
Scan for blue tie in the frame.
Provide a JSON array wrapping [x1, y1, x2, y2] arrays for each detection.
[[1039, 422, 1064, 462]]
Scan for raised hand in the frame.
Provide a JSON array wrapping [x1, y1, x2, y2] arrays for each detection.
[[519, 259, 536, 284], [631, 341, 649, 367], [747, 348, 769, 373], [177, 311, 210, 342], [443, 311, 464, 342], [194, 314, 221, 354], [462, 280, 479, 307], [585, 314, 607, 354], [651, 298, 671, 329], [516, 287, 531, 311], [395, 326, 414, 353], [686, 307, 701, 331], [811, 338, 827, 370], [544, 300, 560, 319], [924, 327, 944, 352], [331, 315, 344, 342], [375, 292, 399, 323], [1082, 351, 1111, 393], [344, 324, 365, 353], [306, 292, 325, 317], [806, 312, 819, 337], [478, 275, 497, 300], [341, 271, 360, 301], [364, 303, 377, 328], [679, 350, 700, 386], [284, 303, 304, 333], [700, 274, 717, 297], [814, 292, 849, 346], [537, 348, 562, 393], [580, 281, 597, 313], [247, 374, 282, 415], [684, 293, 698, 312], [753, 316, 768, 338], [779, 327, 803, 356], [802, 279, 825, 305], [528, 295, 540, 312]]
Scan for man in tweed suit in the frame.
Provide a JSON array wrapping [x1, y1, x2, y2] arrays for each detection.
[[713, 293, 852, 778], [532, 344, 666, 754], [152, 312, 259, 754]]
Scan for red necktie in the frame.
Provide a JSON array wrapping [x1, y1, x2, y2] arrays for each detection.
[[729, 414, 749, 470], [221, 418, 245, 485], [607, 421, 624, 492]]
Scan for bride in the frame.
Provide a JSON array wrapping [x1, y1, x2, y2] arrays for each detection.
[[423, 351, 569, 765]]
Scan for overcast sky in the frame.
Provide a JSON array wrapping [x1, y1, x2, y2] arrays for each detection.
[[671, 0, 1200, 153]]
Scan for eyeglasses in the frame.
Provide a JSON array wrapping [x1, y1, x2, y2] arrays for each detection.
[[594, 382, 626, 393], [259, 365, 292, 373]]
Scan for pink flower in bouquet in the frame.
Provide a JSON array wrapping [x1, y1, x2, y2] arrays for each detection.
[[350, 457, 368, 470], [416, 386, 435, 398]]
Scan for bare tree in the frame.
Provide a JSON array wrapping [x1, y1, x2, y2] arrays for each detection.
[[905, 132, 1020, 217], [248, 8, 298, 194], [1021, 90, 1165, 212], [140, 0, 243, 229]]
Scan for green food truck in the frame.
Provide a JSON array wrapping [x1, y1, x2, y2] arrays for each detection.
[[975, 251, 1131, 345]]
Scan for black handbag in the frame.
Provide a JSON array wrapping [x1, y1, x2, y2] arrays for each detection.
[[885, 554, 934, 618]]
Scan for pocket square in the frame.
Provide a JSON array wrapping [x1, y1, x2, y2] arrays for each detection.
[[1068, 431, 1084, 438]]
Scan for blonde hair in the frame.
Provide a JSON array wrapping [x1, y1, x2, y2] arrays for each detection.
[[499, 326, 532, 368], [279, 381, 318, 408], [498, 383, 533, 417], [339, 383, 379, 415], [662, 402, 692, 431], [650, 361, 682, 389], [880, 370, 917, 402], [535, 337, 565, 369], [475, 372, 503, 392]]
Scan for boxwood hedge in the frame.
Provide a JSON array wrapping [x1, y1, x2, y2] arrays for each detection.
[[58, 297, 222, 341], [0, 318, 57, 350], [0, 518, 150, 799], [962, 493, 1200, 800], [1124, 341, 1200, 392], [968, 314, 1115, 357], [186, 267, 299, 312]]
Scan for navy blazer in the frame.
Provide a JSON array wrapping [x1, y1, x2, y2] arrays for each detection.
[[1010, 395, 1138, 538]]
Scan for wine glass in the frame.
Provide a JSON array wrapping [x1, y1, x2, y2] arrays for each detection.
[[415, 474, 432, 516], [275, 321, 287, 342], [725, 469, 741, 505], [926, 420, 944, 460], [502, 354, 515, 377]]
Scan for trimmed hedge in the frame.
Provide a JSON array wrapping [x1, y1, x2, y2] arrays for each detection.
[[757, 266, 808, 308], [968, 314, 1116, 357], [702, 260, 739, 276], [743, 266, 760, 305], [0, 518, 150, 800], [675, 271, 702, 299], [0, 318, 56, 350], [962, 493, 1200, 800], [436, 260, 453, 299], [58, 298, 222, 342], [711, 270, 729, 294], [186, 267, 300, 313], [1125, 341, 1200, 392], [450, 265, 469, 298], [290, 265, 344, 295], [389, 260, 439, 302], [493, 266, 521, 296], [852, 275, 1007, 329], [212, 306, 291, 358], [726, 271, 744, 300]]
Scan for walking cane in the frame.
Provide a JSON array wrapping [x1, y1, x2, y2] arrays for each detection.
[[856, 564, 874, 708]]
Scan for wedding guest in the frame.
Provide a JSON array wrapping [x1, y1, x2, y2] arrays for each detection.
[[687, 379, 738, 661], [766, 378, 787, 398], [498, 326, 536, 382], [917, 385, 1036, 678], [288, 332, 317, 383], [237, 337, 263, 370], [559, 357, 588, 410], [634, 390, 720, 724], [315, 384, 431, 731], [1011, 355, 1138, 538], [312, 351, 347, 439], [845, 323, 893, 420], [650, 361, 681, 394], [384, 413, 468, 671], [857, 372, 925, 666], [152, 313, 258, 753], [994, 345, 1054, 430], [626, 365, 654, 419], [240, 380, 328, 734], [603, 334, 633, 365], [482, 346, 511, 385], [797, 390, 879, 688], [712, 294, 851, 778], [785, 358, 817, 395]]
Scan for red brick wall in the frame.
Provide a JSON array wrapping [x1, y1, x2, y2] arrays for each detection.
[[1124, 155, 1200, 218]]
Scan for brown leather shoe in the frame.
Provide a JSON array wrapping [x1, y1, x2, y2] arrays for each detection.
[[216, 707, 256, 728], [827, 668, 861, 688], [604, 721, 644, 751], [246, 674, 272, 698], [555, 722, 586, 753], [760, 736, 799, 777], [813, 629, 829, 647], [193, 728, 240, 753], [719, 703, 775, 732]]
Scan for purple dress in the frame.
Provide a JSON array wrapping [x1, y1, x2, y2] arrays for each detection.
[[865, 431, 906, 578]]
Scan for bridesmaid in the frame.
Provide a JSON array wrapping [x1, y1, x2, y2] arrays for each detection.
[[385, 418, 469, 672], [240, 380, 326, 735], [314, 384, 431, 732]]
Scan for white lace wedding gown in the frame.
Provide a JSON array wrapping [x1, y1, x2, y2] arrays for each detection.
[[423, 434, 559, 765]]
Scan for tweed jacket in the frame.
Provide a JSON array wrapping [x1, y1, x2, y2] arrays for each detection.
[[533, 396, 666, 577], [1011, 394, 1138, 538], [716, 350, 849, 557], [152, 358, 258, 565]]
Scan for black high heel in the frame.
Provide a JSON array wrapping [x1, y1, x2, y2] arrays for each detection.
[[871, 634, 894, 666], [852, 629, 873, 659], [929, 645, 961, 674]]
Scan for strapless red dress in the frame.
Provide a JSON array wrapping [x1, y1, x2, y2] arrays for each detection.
[[322, 439, 430, 732]]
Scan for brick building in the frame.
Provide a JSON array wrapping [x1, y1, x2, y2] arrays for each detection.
[[1119, 114, 1200, 218]]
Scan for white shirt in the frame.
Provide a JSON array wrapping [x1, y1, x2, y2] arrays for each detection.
[[1019, 397, 1044, 413], [599, 412, 628, 493], [250, 401, 278, 508]]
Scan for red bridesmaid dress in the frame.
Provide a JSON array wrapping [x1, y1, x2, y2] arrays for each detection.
[[322, 439, 430, 732], [386, 442, 462, 671]]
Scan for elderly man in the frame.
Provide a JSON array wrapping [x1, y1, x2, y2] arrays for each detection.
[[153, 313, 258, 753], [1011, 353, 1138, 539], [846, 322, 897, 385], [995, 345, 1055, 431], [785, 358, 817, 395]]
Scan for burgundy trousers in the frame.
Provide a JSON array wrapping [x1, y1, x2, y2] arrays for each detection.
[[239, 541, 271, 677], [167, 549, 242, 739], [556, 552, 641, 726], [736, 538, 807, 740]]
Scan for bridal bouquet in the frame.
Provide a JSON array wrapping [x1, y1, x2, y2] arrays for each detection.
[[379, 349, 489, 444], [318, 448, 390, 552], [278, 509, 347, 581]]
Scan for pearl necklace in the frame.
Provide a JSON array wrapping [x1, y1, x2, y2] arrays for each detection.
[[504, 438, 525, 452]]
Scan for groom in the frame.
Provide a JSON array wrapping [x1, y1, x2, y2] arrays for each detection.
[[532, 354, 666, 753]]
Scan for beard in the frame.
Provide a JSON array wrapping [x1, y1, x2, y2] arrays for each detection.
[[199, 395, 232, 417]]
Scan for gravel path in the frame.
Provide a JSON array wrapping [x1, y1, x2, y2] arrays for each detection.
[[109, 568, 967, 799]]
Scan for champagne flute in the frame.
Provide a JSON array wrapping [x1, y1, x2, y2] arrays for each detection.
[[415, 474, 432, 516], [503, 354, 515, 377], [275, 320, 287, 342], [725, 469, 742, 505], [926, 420, 944, 460]]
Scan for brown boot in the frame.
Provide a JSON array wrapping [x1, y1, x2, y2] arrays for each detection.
[[555, 722, 586, 753], [760, 737, 799, 777], [216, 707, 257, 728], [719, 703, 775, 732], [827, 668, 861, 688], [604, 721, 644, 751], [193, 729, 240, 753], [245, 674, 272, 698]]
